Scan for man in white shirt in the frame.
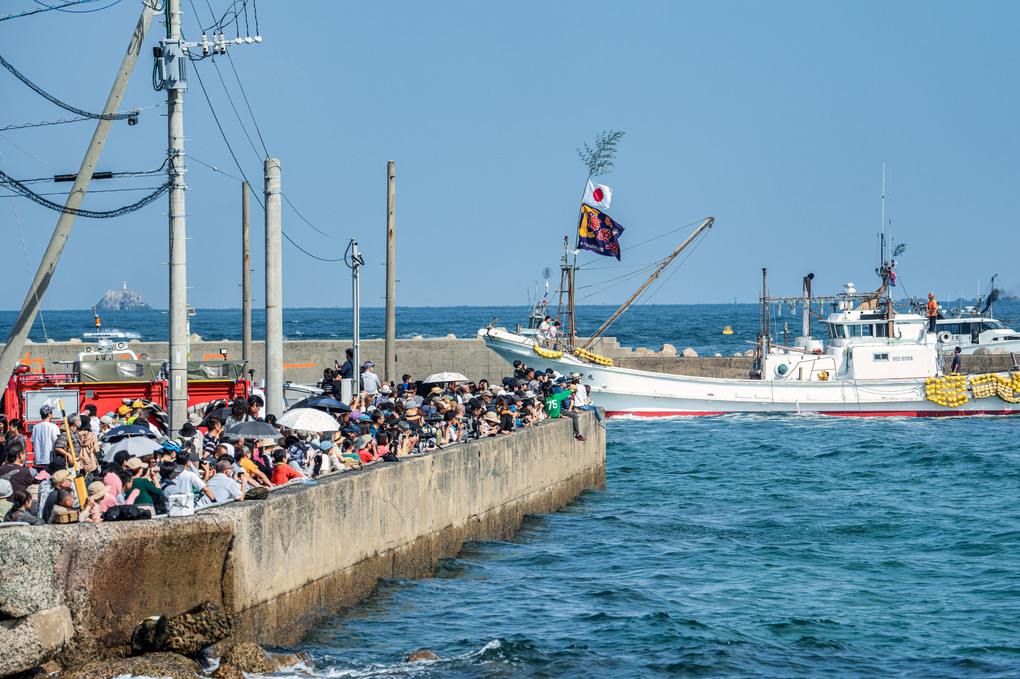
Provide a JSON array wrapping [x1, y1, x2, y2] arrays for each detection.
[[199, 460, 246, 506], [168, 452, 216, 504], [30, 405, 60, 469], [361, 361, 382, 395], [569, 373, 605, 428], [537, 315, 552, 348]]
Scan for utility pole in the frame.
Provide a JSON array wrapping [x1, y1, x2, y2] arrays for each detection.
[[350, 240, 363, 396], [165, 0, 189, 432], [384, 161, 396, 383], [0, 4, 155, 387], [264, 159, 283, 417], [241, 181, 252, 365]]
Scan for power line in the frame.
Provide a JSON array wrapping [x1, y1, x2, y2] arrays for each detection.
[[225, 51, 268, 156], [190, 59, 343, 262], [0, 169, 170, 218], [0, 0, 108, 21], [31, 0, 123, 14], [0, 133, 67, 171], [0, 51, 140, 121]]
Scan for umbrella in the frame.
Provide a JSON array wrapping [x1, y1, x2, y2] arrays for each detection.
[[275, 408, 340, 432], [99, 424, 157, 442], [104, 436, 162, 461], [423, 372, 469, 384], [224, 420, 282, 440], [201, 407, 231, 427], [287, 396, 351, 413]]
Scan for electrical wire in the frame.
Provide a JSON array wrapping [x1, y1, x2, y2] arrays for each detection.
[[190, 62, 343, 262], [31, 0, 123, 13], [0, 148, 48, 340], [225, 52, 268, 156], [281, 193, 341, 240], [0, 169, 170, 218], [0, 133, 67, 171], [0, 51, 140, 120], [0, 186, 166, 198], [0, 0, 107, 21]]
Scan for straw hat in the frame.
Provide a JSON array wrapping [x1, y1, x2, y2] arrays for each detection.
[[87, 481, 109, 501]]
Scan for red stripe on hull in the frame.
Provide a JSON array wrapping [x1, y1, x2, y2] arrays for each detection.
[[606, 409, 1020, 418]]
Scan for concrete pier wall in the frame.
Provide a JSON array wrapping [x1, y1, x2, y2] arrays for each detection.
[[0, 413, 605, 675]]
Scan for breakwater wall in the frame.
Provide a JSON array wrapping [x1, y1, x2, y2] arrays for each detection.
[[0, 413, 605, 675], [8, 335, 1016, 389]]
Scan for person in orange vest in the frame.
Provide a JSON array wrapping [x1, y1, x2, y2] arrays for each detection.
[[926, 293, 939, 333]]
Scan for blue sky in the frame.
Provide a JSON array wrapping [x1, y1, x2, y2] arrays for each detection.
[[0, 1, 1016, 311]]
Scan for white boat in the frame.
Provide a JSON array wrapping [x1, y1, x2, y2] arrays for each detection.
[[481, 246, 1020, 418], [935, 314, 1020, 355]]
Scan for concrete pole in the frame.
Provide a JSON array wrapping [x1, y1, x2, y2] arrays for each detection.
[[384, 161, 396, 383], [264, 158, 283, 417], [241, 181, 252, 364], [351, 240, 361, 396], [0, 4, 155, 387], [167, 0, 189, 432]]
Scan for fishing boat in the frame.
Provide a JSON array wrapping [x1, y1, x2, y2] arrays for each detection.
[[480, 221, 1020, 417], [932, 277, 1020, 355]]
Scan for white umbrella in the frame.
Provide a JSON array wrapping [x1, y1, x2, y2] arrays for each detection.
[[275, 407, 340, 432], [423, 371, 469, 383], [104, 436, 162, 461]]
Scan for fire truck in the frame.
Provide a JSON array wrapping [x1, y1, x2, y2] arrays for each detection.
[[4, 332, 250, 461]]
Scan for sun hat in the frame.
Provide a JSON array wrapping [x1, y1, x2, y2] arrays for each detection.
[[180, 422, 198, 438], [100, 415, 114, 426], [404, 407, 421, 419], [430, 386, 443, 394], [379, 385, 393, 394], [51, 469, 72, 485], [570, 372, 582, 379], [0, 479, 12, 499], [124, 457, 145, 470], [87, 481, 109, 501], [483, 411, 500, 424], [523, 390, 536, 399], [187, 413, 203, 426]]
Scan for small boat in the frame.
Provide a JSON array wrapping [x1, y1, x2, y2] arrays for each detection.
[[933, 278, 1020, 354]]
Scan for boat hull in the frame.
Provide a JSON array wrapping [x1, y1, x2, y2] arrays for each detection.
[[481, 329, 1020, 418]]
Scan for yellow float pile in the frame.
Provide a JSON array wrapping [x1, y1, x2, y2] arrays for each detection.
[[924, 374, 968, 408], [533, 345, 563, 359], [969, 373, 997, 399], [573, 348, 614, 366], [995, 372, 1020, 403]]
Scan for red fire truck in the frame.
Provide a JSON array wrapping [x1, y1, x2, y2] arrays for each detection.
[[4, 333, 250, 461]]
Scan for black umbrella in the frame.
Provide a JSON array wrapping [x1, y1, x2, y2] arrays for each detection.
[[287, 396, 351, 413], [224, 420, 281, 439], [99, 424, 158, 442], [201, 407, 231, 427]]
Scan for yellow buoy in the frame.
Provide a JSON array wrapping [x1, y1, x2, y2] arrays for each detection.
[[722, 326, 734, 335]]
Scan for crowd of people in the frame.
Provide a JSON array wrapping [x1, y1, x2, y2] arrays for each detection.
[[0, 356, 600, 525]]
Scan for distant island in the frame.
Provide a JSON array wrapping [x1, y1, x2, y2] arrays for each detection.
[[96, 282, 151, 311]]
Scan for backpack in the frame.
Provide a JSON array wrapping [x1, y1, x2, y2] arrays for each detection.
[[102, 505, 151, 521]]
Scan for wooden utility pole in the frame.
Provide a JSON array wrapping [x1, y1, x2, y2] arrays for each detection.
[[0, 4, 156, 389]]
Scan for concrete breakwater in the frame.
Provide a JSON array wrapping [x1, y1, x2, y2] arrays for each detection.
[[9, 335, 1015, 387], [0, 413, 605, 676]]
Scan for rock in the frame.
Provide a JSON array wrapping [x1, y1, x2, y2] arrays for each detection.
[[681, 348, 698, 358], [222, 642, 272, 673], [974, 347, 990, 356], [659, 343, 677, 357], [633, 347, 654, 357], [733, 352, 743, 357], [96, 286, 151, 311], [267, 651, 311, 671], [744, 349, 755, 357], [714, 353, 722, 357], [60, 652, 200, 679], [131, 616, 170, 655], [189, 334, 202, 343], [212, 662, 244, 679], [406, 649, 439, 662], [0, 605, 74, 677], [163, 602, 231, 655]]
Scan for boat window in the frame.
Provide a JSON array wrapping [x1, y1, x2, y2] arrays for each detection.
[[827, 323, 845, 338], [873, 353, 889, 361], [940, 323, 961, 335], [980, 321, 1005, 332], [875, 323, 889, 338]]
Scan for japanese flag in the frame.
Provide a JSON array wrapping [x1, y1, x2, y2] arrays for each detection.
[[583, 178, 612, 212]]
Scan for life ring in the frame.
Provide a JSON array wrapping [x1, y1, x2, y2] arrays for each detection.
[[937, 331, 952, 343]]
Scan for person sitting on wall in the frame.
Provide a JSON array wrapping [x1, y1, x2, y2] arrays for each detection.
[[0, 442, 36, 497], [270, 448, 304, 486], [199, 459, 247, 506], [234, 444, 272, 487]]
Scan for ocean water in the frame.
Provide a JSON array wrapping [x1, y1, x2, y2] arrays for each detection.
[[8, 298, 1020, 358], [277, 414, 1020, 678]]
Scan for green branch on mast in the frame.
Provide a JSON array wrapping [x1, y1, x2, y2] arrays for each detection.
[[576, 130, 625, 178]]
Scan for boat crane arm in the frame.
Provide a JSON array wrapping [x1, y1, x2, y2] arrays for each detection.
[[582, 217, 714, 350]]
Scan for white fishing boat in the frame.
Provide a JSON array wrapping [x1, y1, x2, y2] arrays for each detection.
[[480, 222, 1020, 417], [932, 278, 1020, 354]]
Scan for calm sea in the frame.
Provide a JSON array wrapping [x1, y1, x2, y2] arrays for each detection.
[[6, 303, 1020, 677]]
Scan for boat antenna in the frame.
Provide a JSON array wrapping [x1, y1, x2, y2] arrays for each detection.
[[92, 306, 101, 330], [582, 216, 714, 349], [880, 163, 886, 269]]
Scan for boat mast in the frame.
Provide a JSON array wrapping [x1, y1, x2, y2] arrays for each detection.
[[557, 237, 577, 347], [582, 217, 714, 350]]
